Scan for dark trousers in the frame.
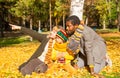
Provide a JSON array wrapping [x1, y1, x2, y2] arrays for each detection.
[[20, 58, 48, 76]]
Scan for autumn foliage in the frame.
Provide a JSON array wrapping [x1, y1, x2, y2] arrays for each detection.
[[0, 33, 120, 78]]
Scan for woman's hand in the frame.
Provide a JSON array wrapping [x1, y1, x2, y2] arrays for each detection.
[[9, 24, 21, 30]]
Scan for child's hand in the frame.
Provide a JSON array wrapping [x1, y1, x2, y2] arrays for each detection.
[[56, 52, 67, 59], [56, 53, 63, 59]]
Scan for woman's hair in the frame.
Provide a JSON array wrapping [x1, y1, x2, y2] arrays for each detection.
[[66, 15, 80, 26]]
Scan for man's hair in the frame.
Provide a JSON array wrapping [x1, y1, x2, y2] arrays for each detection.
[[66, 15, 80, 26]]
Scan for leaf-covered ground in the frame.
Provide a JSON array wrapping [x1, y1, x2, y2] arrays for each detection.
[[0, 33, 120, 78]]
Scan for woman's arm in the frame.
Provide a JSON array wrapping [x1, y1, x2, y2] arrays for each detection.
[[67, 25, 84, 55], [9, 24, 48, 42], [21, 27, 48, 42]]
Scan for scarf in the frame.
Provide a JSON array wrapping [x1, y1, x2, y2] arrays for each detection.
[[53, 42, 67, 52], [44, 39, 54, 66]]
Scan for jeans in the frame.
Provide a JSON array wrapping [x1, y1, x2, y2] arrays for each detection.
[[76, 54, 106, 73]]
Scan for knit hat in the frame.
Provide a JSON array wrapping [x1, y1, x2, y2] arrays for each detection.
[[56, 29, 68, 42]]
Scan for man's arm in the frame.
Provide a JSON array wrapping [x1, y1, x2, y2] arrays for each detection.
[[67, 25, 84, 55]]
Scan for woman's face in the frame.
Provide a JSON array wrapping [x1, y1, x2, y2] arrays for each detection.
[[66, 21, 77, 36]]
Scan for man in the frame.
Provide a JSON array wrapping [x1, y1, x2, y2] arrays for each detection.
[[65, 15, 111, 78]]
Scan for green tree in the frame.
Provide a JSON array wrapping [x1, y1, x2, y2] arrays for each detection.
[[84, 0, 118, 29], [0, 0, 17, 37], [33, 0, 49, 32], [10, 0, 49, 29], [116, 0, 120, 31], [54, 0, 70, 28], [95, 0, 109, 29], [40, 0, 56, 31], [10, 0, 35, 27]]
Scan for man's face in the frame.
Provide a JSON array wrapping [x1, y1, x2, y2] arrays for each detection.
[[66, 21, 77, 36]]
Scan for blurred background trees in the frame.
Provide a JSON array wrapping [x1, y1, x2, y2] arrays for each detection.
[[0, 0, 120, 37]]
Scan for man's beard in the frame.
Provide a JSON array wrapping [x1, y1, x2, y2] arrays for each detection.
[[66, 30, 75, 37]]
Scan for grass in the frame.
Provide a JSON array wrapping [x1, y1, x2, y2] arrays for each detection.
[[103, 36, 120, 41], [96, 28, 119, 33], [0, 36, 30, 47]]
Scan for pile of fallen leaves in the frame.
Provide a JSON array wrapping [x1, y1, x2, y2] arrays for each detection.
[[0, 35, 120, 78]]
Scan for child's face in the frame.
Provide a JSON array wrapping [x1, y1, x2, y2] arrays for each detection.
[[55, 36, 63, 44]]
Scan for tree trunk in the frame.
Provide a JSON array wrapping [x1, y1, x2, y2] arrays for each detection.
[[38, 20, 42, 33], [22, 18, 26, 27], [103, 20, 106, 29], [70, 0, 85, 20], [85, 17, 88, 25], [116, 0, 120, 32], [49, 0, 52, 31], [118, 13, 120, 31], [55, 18, 58, 26], [106, 0, 112, 25], [0, 27, 4, 37], [30, 18, 33, 41], [63, 14, 65, 29]]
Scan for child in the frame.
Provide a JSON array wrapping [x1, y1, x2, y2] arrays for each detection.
[[46, 29, 77, 74]]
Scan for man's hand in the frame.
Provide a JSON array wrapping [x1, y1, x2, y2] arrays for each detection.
[[9, 24, 21, 30], [90, 66, 104, 78], [91, 73, 105, 78]]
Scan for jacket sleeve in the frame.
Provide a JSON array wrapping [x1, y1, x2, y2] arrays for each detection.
[[83, 28, 94, 65], [21, 27, 48, 42]]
